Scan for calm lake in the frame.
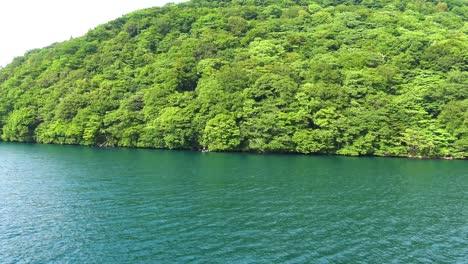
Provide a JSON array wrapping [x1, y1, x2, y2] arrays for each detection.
[[0, 143, 466, 263]]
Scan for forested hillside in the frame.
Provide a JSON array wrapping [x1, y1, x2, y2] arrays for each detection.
[[0, 0, 466, 158]]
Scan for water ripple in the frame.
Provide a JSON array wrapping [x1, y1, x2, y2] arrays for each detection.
[[0, 143, 467, 263]]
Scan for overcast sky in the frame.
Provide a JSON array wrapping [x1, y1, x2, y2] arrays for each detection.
[[0, 0, 186, 67]]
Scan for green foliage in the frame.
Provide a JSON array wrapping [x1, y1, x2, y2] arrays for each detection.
[[293, 129, 336, 154], [202, 114, 241, 151], [1, 107, 38, 142], [0, 0, 466, 159]]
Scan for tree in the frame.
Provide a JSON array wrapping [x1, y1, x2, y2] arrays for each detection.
[[202, 114, 241, 151], [1, 107, 38, 142], [0, 0, 465, 158]]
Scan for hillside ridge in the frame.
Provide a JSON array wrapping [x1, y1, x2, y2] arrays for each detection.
[[0, 0, 466, 158]]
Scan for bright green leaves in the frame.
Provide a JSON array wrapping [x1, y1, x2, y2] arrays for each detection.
[[55, 94, 87, 121], [438, 100, 468, 158], [202, 114, 241, 151], [248, 39, 285, 66], [312, 107, 340, 129], [228, 16, 249, 36], [245, 73, 297, 104], [337, 133, 377, 156], [293, 129, 336, 154], [1, 107, 38, 142], [402, 126, 455, 158], [421, 39, 467, 72], [149, 107, 193, 149], [0, 0, 465, 158]]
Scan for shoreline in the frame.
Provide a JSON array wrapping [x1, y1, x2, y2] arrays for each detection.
[[1, 141, 465, 161]]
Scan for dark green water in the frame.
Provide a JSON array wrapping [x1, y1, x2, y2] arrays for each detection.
[[0, 143, 466, 263]]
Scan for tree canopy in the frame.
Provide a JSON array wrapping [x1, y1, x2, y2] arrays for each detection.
[[0, 0, 466, 158]]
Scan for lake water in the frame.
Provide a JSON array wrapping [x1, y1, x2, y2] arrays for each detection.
[[0, 143, 466, 263]]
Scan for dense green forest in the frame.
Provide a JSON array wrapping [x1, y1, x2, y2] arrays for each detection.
[[0, 0, 466, 158]]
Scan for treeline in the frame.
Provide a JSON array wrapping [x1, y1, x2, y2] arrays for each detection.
[[0, 0, 466, 158]]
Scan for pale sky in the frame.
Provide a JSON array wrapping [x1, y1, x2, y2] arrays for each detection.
[[0, 0, 186, 67]]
